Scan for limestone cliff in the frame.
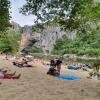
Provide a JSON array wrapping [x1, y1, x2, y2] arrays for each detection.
[[32, 25, 76, 53], [11, 21, 76, 54]]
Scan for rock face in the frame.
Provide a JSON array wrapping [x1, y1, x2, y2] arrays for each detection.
[[11, 21, 22, 32], [20, 25, 32, 53], [11, 21, 76, 54], [34, 26, 65, 53], [33, 26, 76, 53]]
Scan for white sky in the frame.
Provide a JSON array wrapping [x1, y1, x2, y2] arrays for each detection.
[[10, 0, 36, 26]]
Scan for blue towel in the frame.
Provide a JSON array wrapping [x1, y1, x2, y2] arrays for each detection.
[[67, 65, 79, 69], [56, 74, 81, 80]]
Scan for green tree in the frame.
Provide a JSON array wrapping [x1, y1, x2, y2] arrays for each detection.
[[32, 23, 45, 32], [21, 0, 100, 56], [0, 0, 10, 33], [0, 29, 21, 54], [53, 29, 100, 56], [21, 0, 100, 31], [32, 46, 43, 53]]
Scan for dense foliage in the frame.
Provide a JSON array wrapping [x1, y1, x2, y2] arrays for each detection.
[[0, 29, 21, 54], [32, 23, 45, 33], [21, 0, 100, 31], [32, 46, 43, 53], [21, 0, 100, 56], [53, 28, 100, 56], [0, 0, 10, 33]]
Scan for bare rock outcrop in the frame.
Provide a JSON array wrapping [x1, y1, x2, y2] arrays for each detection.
[[11, 21, 76, 54]]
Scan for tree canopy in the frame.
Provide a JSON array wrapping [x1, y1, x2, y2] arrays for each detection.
[[0, 0, 10, 32], [0, 29, 21, 54], [21, 0, 100, 56], [53, 28, 100, 56], [21, 0, 100, 31]]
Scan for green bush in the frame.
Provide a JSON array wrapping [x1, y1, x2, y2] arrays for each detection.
[[53, 30, 100, 56], [0, 30, 21, 54], [32, 46, 43, 53]]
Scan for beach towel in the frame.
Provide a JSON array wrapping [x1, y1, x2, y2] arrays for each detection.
[[67, 65, 80, 69], [56, 74, 81, 80]]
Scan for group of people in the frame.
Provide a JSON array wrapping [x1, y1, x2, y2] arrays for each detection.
[[1, 53, 99, 80], [47, 58, 62, 76], [12, 58, 33, 68], [0, 56, 33, 80], [47, 58, 100, 80]]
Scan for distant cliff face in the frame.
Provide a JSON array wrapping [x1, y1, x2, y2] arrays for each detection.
[[34, 26, 65, 53], [32, 26, 76, 53], [11, 21, 76, 54], [11, 21, 22, 32]]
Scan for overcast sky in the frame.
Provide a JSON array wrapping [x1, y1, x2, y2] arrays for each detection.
[[10, 0, 36, 26]]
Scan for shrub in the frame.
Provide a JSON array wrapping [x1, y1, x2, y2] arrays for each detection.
[[32, 46, 43, 53]]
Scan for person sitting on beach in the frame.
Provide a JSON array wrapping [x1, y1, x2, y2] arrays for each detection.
[[0, 68, 21, 79], [50, 60, 56, 68], [47, 58, 62, 76], [47, 59, 58, 76]]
